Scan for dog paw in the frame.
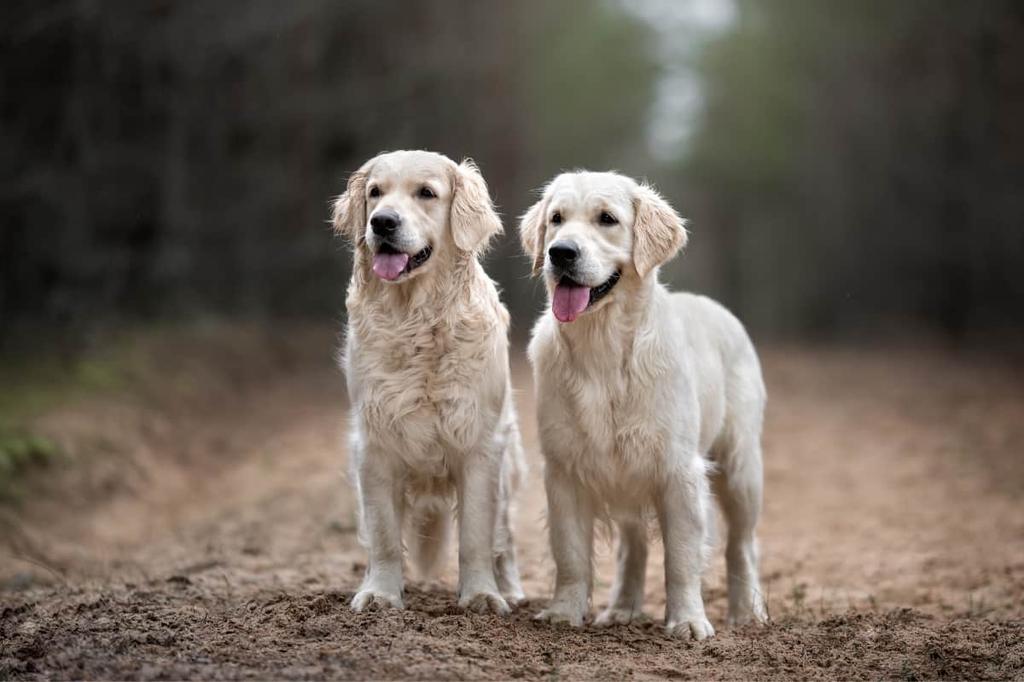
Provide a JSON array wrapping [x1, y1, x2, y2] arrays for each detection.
[[459, 590, 511, 616], [350, 588, 403, 612], [595, 606, 643, 626], [502, 588, 528, 608], [728, 596, 769, 627], [727, 607, 768, 627], [534, 604, 586, 627], [666, 615, 715, 640]]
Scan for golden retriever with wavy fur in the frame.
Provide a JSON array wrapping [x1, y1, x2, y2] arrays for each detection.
[[333, 150, 525, 614], [520, 171, 767, 639]]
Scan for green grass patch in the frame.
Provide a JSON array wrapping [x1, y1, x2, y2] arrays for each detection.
[[0, 431, 60, 501], [0, 355, 127, 426], [0, 319, 333, 500], [0, 347, 131, 500]]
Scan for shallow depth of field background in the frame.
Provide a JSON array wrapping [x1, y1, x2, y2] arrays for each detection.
[[1, 2, 1023, 680]]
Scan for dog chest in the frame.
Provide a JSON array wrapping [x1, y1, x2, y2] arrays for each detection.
[[351, 320, 504, 468], [542, 364, 673, 495]]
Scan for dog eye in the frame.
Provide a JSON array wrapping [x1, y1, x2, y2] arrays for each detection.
[[368, 186, 381, 198], [551, 212, 562, 225], [599, 211, 618, 226], [418, 186, 436, 199]]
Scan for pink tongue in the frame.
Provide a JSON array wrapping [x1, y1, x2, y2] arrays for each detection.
[[552, 283, 591, 323], [372, 252, 410, 281]]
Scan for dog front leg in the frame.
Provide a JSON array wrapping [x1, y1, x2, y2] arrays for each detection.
[[456, 452, 510, 615], [534, 463, 593, 626], [658, 455, 715, 640], [351, 452, 405, 611]]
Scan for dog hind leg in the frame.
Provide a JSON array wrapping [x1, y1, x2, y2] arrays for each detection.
[[713, 436, 768, 626], [595, 520, 648, 625]]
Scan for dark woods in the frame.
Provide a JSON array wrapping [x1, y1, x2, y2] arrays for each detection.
[[683, 1, 1024, 341], [2, 0, 1022, 347]]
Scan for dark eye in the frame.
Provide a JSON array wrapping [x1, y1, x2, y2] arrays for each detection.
[[599, 211, 618, 226], [368, 186, 381, 198], [551, 211, 562, 225], [418, 186, 436, 199]]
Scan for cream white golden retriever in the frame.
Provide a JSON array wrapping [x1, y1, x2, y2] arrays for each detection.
[[520, 171, 767, 639], [333, 150, 525, 614]]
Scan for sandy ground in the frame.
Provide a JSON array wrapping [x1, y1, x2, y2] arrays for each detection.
[[1, 330, 1022, 679]]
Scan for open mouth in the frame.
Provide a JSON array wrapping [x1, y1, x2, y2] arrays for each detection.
[[552, 270, 621, 323], [371, 242, 433, 281]]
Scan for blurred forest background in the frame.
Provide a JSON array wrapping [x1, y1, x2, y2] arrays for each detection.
[[2, 0, 1023, 349]]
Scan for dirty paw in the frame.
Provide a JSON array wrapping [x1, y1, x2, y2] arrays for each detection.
[[459, 590, 511, 616], [595, 606, 643, 626], [728, 608, 768, 627], [666, 615, 715, 640], [534, 604, 586, 627], [502, 588, 528, 608], [350, 588, 403, 612], [728, 597, 768, 627]]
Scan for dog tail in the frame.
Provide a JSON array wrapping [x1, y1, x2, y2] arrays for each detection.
[[408, 494, 451, 579]]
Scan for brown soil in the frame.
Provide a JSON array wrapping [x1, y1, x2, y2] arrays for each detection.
[[1, 329, 1023, 680]]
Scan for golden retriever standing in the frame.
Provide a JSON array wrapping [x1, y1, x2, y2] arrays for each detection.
[[520, 171, 767, 639], [333, 150, 525, 614]]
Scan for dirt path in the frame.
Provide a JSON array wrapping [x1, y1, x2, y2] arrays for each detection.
[[1, 337, 1023, 679]]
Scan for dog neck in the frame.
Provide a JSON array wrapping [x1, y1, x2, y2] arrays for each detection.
[[347, 245, 489, 319], [551, 270, 662, 364]]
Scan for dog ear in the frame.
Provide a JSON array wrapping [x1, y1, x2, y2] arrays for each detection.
[[450, 159, 503, 253], [332, 165, 369, 244], [632, 183, 688, 278], [518, 195, 548, 276]]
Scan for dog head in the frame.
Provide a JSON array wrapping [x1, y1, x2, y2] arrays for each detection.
[[519, 171, 687, 323], [333, 150, 502, 284]]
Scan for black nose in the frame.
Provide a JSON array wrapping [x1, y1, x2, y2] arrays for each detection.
[[548, 241, 579, 268], [370, 209, 401, 236]]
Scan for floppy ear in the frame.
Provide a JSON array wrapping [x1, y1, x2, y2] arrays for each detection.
[[632, 183, 688, 278], [518, 195, 547, 276], [332, 165, 368, 244], [450, 159, 503, 253]]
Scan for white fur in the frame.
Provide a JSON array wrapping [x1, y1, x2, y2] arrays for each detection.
[[521, 171, 768, 639], [334, 150, 525, 614]]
